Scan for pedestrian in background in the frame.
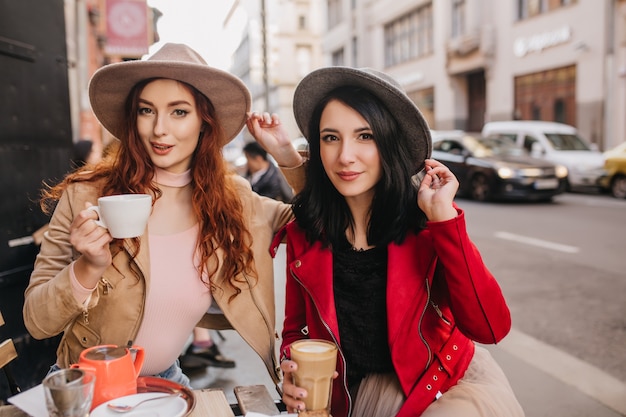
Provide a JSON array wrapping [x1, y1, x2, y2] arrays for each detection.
[[243, 141, 294, 202], [23, 43, 303, 389], [273, 67, 524, 417]]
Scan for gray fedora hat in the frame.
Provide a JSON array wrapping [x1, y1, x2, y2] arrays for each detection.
[[89, 43, 251, 146], [293, 66, 432, 172]]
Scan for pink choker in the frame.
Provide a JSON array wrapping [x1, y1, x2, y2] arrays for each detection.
[[154, 167, 192, 187]]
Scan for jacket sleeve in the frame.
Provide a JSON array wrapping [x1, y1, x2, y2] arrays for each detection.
[[23, 185, 92, 339], [427, 208, 511, 344]]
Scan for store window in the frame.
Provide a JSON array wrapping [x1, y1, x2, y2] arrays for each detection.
[[514, 65, 576, 126], [384, 3, 433, 67]]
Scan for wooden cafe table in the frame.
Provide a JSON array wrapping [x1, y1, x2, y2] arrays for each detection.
[[0, 384, 282, 417]]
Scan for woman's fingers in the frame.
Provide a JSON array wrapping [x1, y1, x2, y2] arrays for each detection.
[[280, 360, 307, 412]]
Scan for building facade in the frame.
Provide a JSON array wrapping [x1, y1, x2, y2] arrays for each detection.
[[226, 0, 325, 142], [319, 0, 626, 150]]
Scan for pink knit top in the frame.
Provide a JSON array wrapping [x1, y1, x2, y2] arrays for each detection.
[[71, 168, 213, 375]]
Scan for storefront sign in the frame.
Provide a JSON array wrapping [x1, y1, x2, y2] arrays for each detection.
[[104, 0, 149, 57], [514, 26, 571, 57]]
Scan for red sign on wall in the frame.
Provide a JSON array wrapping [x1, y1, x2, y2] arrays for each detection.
[[104, 0, 149, 57]]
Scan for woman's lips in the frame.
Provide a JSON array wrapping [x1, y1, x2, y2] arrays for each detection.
[[151, 142, 173, 155], [337, 171, 360, 181]]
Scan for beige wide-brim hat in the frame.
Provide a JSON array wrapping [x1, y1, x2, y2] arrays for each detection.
[[89, 43, 251, 146], [293, 66, 432, 173]]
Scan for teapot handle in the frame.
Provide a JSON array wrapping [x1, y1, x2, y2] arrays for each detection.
[[129, 345, 145, 376]]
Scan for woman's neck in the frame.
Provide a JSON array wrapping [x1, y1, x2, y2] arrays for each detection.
[[154, 167, 192, 188]]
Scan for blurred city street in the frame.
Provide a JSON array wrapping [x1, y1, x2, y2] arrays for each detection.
[[189, 191, 626, 417]]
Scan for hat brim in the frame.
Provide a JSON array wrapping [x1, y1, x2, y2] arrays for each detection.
[[89, 60, 250, 146], [293, 67, 431, 173]]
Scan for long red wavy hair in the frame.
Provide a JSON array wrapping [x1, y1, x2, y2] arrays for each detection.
[[41, 78, 255, 297]]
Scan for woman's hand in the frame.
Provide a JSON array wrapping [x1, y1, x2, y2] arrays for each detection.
[[246, 112, 303, 168], [69, 202, 113, 288], [280, 359, 308, 413], [280, 358, 339, 413], [417, 159, 459, 222]]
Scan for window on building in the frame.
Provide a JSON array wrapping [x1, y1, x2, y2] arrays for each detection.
[[518, 0, 576, 19], [298, 15, 306, 30], [452, 0, 466, 38], [532, 104, 541, 120], [407, 87, 435, 128], [328, 0, 342, 29], [554, 99, 566, 123], [352, 36, 358, 67], [332, 48, 345, 66], [384, 3, 433, 67], [296, 45, 312, 78]]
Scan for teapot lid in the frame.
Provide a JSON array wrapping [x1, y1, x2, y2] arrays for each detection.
[[84, 345, 128, 361]]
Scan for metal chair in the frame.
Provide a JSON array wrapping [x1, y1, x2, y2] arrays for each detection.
[[0, 311, 20, 397]]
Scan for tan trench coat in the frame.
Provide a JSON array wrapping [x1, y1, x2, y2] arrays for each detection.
[[23, 169, 302, 386]]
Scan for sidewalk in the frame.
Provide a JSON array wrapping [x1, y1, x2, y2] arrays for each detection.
[[485, 342, 625, 417], [484, 328, 626, 417]]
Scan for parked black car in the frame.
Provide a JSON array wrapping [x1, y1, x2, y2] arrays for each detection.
[[431, 131, 568, 202]]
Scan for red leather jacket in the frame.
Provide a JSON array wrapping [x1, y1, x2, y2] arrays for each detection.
[[271, 208, 511, 417]]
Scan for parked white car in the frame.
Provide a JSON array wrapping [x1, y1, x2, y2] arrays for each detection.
[[481, 121, 607, 190]]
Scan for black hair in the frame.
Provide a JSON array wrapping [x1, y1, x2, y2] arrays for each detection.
[[243, 141, 268, 160], [292, 85, 427, 248]]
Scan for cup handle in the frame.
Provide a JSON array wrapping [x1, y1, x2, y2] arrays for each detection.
[[86, 206, 106, 228]]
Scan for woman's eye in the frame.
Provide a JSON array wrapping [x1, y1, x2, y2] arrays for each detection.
[[138, 107, 153, 115], [360, 133, 374, 141], [321, 134, 338, 142], [173, 109, 189, 117]]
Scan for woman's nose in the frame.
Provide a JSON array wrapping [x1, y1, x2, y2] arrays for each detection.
[[153, 115, 167, 136], [338, 140, 356, 164]]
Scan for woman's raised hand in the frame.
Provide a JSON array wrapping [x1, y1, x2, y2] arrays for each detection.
[[246, 112, 303, 168], [417, 159, 459, 222]]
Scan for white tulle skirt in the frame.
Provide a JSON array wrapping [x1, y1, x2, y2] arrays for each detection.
[[351, 346, 525, 417]]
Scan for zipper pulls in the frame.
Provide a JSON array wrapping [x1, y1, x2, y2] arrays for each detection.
[[101, 278, 113, 295], [81, 293, 92, 325], [431, 301, 451, 325]]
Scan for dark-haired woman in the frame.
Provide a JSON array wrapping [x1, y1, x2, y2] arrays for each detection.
[[273, 67, 524, 417]]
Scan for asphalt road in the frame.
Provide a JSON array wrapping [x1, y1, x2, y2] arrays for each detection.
[[188, 191, 626, 416]]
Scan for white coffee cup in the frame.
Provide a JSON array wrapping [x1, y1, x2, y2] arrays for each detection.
[[87, 194, 152, 239]]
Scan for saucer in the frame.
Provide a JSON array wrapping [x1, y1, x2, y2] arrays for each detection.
[[91, 392, 188, 417]]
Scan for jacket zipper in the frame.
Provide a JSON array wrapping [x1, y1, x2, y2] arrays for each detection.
[[291, 269, 352, 417], [419, 278, 433, 372], [82, 294, 92, 324]]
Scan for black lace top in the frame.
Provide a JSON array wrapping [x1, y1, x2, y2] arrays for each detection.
[[333, 241, 394, 389]]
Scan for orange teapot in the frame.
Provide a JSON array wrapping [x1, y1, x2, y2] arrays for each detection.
[[71, 344, 145, 409]]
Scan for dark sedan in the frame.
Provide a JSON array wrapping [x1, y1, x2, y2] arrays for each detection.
[[431, 132, 568, 201]]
